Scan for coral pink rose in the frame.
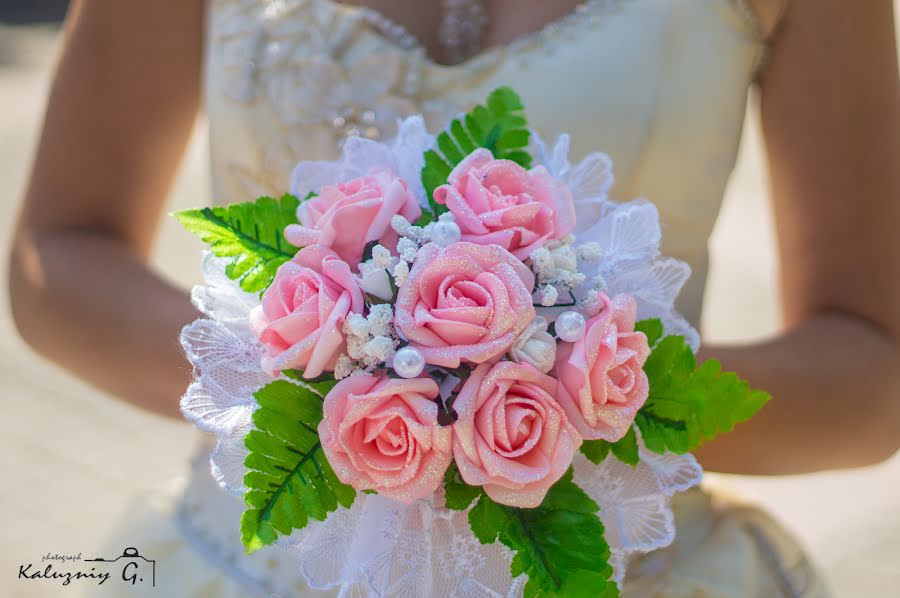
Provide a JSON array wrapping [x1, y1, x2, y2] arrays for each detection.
[[452, 361, 582, 508], [319, 374, 452, 503], [394, 242, 536, 368], [285, 169, 421, 264], [251, 245, 364, 379], [433, 149, 576, 260], [555, 293, 650, 442]]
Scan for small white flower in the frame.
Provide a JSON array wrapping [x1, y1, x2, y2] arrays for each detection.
[[539, 285, 559, 307], [367, 304, 394, 337], [576, 242, 603, 262], [530, 247, 554, 278], [371, 244, 394, 269], [392, 261, 410, 286], [344, 312, 370, 338], [397, 237, 419, 262], [346, 335, 366, 361], [334, 354, 356, 380], [391, 215, 413, 237], [550, 244, 578, 272], [364, 335, 395, 362], [509, 316, 557, 373]]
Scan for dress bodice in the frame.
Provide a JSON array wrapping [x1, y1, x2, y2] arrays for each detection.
[[203, 0, 765, 326]]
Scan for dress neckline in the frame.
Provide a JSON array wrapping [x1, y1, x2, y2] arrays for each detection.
[[327, 0, 630, 70]]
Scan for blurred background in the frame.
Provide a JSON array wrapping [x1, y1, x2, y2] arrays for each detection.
[[1, 2, 898, 597]]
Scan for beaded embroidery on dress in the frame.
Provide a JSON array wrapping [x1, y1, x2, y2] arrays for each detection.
[[98, 0, 835, 596]]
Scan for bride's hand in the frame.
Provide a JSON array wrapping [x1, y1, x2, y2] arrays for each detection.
[[8, 0, 206, 418]]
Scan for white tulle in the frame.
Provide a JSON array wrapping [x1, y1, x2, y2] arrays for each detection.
[[179, 125, 705, 592]]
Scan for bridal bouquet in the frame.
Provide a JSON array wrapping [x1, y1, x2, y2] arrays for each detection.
[[176, 88, 768, 597]]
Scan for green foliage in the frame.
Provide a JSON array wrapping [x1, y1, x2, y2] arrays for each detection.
[[466, 470, 618, 598], [419, 86, 533, 223], [634, 318, 664, 347], [443, 464, 483, 511], [636, 335, 771, 454], [174, 194, 300, 295], [240, 380, 354, 553], [581, 426, 639, 466]]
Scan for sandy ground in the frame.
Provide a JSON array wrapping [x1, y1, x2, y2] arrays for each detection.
[[1, 22, 898, 598]]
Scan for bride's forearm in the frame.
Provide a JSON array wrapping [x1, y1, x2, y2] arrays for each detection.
[[9, 229, 198, 419], [693, 312, 900, 474]]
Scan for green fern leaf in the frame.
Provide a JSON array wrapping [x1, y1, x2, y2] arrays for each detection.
[[419, 86, 532, 222], [240, 379, 354, 553], [636, 335, 771, 454], [581, 425, 640, 466], [467, 470, 618, 598], [174, 194, 300, 295]]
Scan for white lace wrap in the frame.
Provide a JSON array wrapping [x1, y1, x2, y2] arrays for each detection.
[[180, 118, 703, 595]]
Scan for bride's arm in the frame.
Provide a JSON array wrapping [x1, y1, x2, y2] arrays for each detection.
[[8, 0, 205, 418], [696, 0, 900, 473]]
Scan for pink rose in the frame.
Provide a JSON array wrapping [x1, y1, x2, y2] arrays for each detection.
[[319, 374, 452, 503], [452, 361, 582, 508], [285, 169, 422, 264], [394, 242, 536, 368], [433, 149, 576, 260], [251, 245, 364, 379], [555, 293, 650, 442]]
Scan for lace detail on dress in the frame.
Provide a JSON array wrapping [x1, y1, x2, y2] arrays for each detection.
[[208, 0, 463, 199]]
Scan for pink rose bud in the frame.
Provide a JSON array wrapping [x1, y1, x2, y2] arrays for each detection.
[[555, 293, 650, 442], [285, 169, 422, 265], [251, 245, 364, 379], [319, 375, 452, 503], [393, 241, 536, 368], [433, 148, 576, 260], [452, 361, 582, 508]]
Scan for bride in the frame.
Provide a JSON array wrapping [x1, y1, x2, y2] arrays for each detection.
[[9, 0, 900, 596]]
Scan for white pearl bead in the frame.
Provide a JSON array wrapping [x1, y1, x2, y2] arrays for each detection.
[[555, 311, 586, 342], [431, 220, 462, 247], [393, 346, 426, 378]]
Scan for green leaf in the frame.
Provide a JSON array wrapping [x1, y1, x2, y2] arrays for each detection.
[[634, 318, 664, 347], [443, 464, 483, 511], [240, 380, 355, 553], [467, 470, 617, 597], [612, 426, 640, 465], [636, 335, 771, 454], [174, 194, 300, 295], [582, 426, 640, 466], [580, 439, 611, 465], [420, 86, 533, 217]]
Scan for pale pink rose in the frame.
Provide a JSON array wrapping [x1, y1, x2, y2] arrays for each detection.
[[555, 293, 650, 442], [285, 169, 422, 264], [319, 374, 452, 503], [393, 242, 536, 368], [251, 245, 364, 379], [433, 149, 576, 260], [452, 361, 582, 508]]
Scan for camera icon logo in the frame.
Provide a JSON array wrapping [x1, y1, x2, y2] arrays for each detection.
[[85, 547, 156, 587]]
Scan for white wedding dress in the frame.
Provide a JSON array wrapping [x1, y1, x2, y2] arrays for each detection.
[[90, 1, 832, 596]]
